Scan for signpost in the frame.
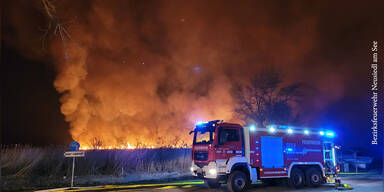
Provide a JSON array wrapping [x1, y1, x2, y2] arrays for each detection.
[[69, 141, 80, 151], [64, 141, 85, 188]]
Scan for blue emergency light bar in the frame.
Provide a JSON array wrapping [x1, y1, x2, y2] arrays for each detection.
[[195, 120, 222, 132], [198, 120, 336, 138], [247, 124, 335, 138], [195, 121, 205, 125]]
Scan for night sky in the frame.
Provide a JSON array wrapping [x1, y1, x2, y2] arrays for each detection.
[[1, 0, 383, 155]]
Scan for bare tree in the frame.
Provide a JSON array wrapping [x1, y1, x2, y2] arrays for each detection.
[[91, 137, 103, 149], [233, 67, 301, 126], [40, 0, 73, 58]]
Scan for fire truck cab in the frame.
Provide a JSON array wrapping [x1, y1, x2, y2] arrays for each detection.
[[190, 120, 339, 192]]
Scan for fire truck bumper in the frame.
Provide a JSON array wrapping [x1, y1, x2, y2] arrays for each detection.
[[191, 161, 226, 179]]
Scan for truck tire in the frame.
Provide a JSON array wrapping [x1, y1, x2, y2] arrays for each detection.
[[227, 170, 248, 192], [206, 179, 221, 188], [288, 168, 305, 188], [305, 167, 322, 187]]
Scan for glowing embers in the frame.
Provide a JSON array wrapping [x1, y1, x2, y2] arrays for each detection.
[[78, 142, 160, 150]]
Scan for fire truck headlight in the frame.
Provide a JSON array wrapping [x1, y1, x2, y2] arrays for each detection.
[[209, 168, 217, 176]]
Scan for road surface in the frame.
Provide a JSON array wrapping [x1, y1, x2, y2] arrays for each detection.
[[40, 175, 383, 192], [124, 176, 383, 192]]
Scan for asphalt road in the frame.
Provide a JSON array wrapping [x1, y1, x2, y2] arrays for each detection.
[[42, 175, 383, 192], [124, 176, 383, 192]]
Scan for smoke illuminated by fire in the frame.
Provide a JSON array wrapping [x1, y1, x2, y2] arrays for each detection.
[[5, 1, 375, 148], [48, 1, 241, 148]]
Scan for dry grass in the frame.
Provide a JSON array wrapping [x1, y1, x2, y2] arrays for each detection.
[[1, 146, 191, 191]]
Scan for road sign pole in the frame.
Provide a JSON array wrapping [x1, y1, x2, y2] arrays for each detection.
[[71, 157, 75, 187], [65, 141, 84, 188]]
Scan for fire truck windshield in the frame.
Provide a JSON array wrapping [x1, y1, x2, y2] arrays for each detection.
[[194, 130, 214, 145]]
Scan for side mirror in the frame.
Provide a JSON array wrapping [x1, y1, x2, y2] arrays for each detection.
[[189, 131, 194, 135]]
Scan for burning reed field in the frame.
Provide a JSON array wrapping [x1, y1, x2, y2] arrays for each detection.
[[0, 146, 191, 191]]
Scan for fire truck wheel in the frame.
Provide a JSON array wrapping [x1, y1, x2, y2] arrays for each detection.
[[227, 170, 248, 192], [206, 179, 221, 188], [305, 167, 323, 187], [288, 168, 305, 188]]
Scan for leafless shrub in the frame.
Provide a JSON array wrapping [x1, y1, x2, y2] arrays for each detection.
[[90, 137, 103, 149], [1, 145, 191, 190]]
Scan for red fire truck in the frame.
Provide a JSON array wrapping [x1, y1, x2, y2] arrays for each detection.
[[190, 120, 339, 192]]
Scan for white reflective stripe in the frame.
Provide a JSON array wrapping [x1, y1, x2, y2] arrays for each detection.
[[250, 151, 255, 153], [236, 150, 242, 154], [216, 151, 222, 153], [227, 151, 233, 154], [194, 146, 208, 150], [264, 171, 287, 174]]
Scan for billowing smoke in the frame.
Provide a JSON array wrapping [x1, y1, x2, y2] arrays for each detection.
[[5, 0, 374, 148]]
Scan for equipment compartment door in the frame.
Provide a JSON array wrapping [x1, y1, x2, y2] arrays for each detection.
[[261, 136, 284, 168]]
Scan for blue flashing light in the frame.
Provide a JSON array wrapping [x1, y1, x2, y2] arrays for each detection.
[[196, 121, 204, 125], [286, 148, 293, 152], [287, 128, 293, 134], [304, 130, 309, 135], [319, 131, 325, 136], [325, 131, 335, 138], [249, 125, 256, 132], [268, 126, 276, 133], [279, 125, 288, 128]]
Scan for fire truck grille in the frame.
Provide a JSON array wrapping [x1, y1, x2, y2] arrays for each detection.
[[195, 162, 208, 168], [194, 151, 208, 161]]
